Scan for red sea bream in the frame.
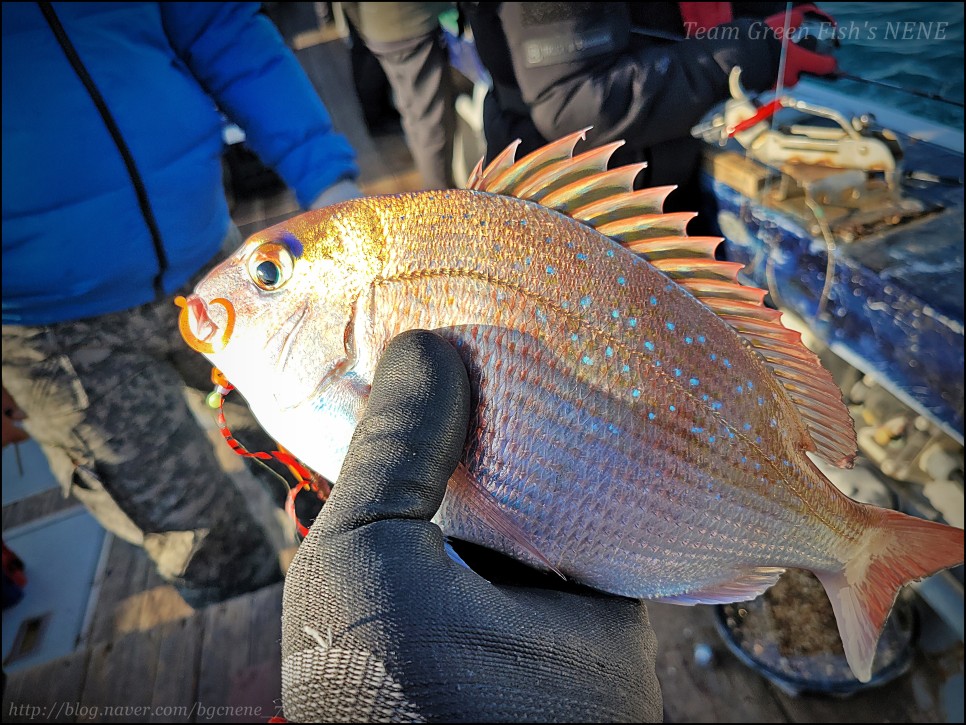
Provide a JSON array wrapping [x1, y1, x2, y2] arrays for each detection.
[[176, 131, 964, 683]]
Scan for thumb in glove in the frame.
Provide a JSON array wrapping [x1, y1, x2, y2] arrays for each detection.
[[280, 329, 662, 722]]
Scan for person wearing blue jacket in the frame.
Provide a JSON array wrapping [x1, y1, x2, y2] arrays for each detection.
[[1, 2, 361, 607]]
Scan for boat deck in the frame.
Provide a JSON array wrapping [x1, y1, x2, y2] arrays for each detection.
[[2, 6, 961, 722]]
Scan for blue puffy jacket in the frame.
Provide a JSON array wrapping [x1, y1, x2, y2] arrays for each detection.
[[2, 2, 359, 325]]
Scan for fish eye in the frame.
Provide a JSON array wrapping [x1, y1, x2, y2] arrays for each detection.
[[247, 242, 294, 291]]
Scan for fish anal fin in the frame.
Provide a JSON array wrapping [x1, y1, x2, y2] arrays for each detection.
[[814, 508, 964, 683], [449, 463, 566, 580], [655, 567, 785, 605]]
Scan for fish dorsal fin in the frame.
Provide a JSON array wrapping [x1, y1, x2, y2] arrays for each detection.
[[470, 133, 857, 468]]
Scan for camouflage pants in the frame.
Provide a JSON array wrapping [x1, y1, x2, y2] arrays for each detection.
[[1, 227, 285, 608]]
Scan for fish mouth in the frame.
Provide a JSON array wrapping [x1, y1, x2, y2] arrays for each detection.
[[175, 295, 235, 354]]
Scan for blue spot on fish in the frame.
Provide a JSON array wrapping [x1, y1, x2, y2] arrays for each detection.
[[708, 435, 716, 443], [674, 369, 682, 377], [628, 317, 638, 328], [669, 404, 676, 412], [712, 402, 722, 411], [743, 423, 752, 431], [535, 309, 548, 324], [723, 358, 732, 368], [525, 256, 532, 266], [644, 341, 655, 351], [618, 276, 626, 285], [690, 377, 699, 386], [691, 426, 704, 434], [605, 347, 614, 358], [612, 310, 620, 319], [621, 364, 630, 373], [581, 296, 592, 308], [576, 252, 588, 261], [685, 336, 693, 344], [710, 353, 717, 361], [546, 265, 556, 275], [279, 231, 303, 258], [666, 322, 675, 331], [632, 389, 641, 398], [648, 412, 656, 420], [582, 355, 594, 365], [607, 249, 615, 257], [650, 296, 658, 306]]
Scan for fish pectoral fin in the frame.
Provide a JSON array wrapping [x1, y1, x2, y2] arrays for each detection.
[[654, 566, 786, 605], [449, 463, 566, 580]]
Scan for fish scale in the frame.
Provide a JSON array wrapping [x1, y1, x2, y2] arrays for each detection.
[[363, 199, 856, 589], [177, 131, 963, 683]]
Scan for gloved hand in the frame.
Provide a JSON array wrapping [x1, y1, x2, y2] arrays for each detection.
[[280, 330, 662, 723], [765, 3, 838, 88]]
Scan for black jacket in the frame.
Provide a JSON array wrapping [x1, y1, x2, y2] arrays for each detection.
[[461, 2, 783, 205]]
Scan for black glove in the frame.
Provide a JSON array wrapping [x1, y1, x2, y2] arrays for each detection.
[[280, 330, 662, 723]]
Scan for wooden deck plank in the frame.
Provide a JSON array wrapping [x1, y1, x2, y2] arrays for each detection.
[[768, 646, 949, 723], [648, 600, 951, 723], [647, 603, 789, 723], [195, 592, 254, 723], [80, 628, 162, 723], [87, 539, 154, 645], [2, 649, 90, 723], [233, 583, 285, 722], [2, 487, 80, 531], [149, 615, 205, 723]]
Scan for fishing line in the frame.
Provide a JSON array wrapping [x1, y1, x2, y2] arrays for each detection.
[[819, 71, 965, 109], [803, 191, 837, 320]]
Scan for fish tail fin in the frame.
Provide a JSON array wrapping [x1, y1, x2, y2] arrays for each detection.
[[815, 509, 963, 683]]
